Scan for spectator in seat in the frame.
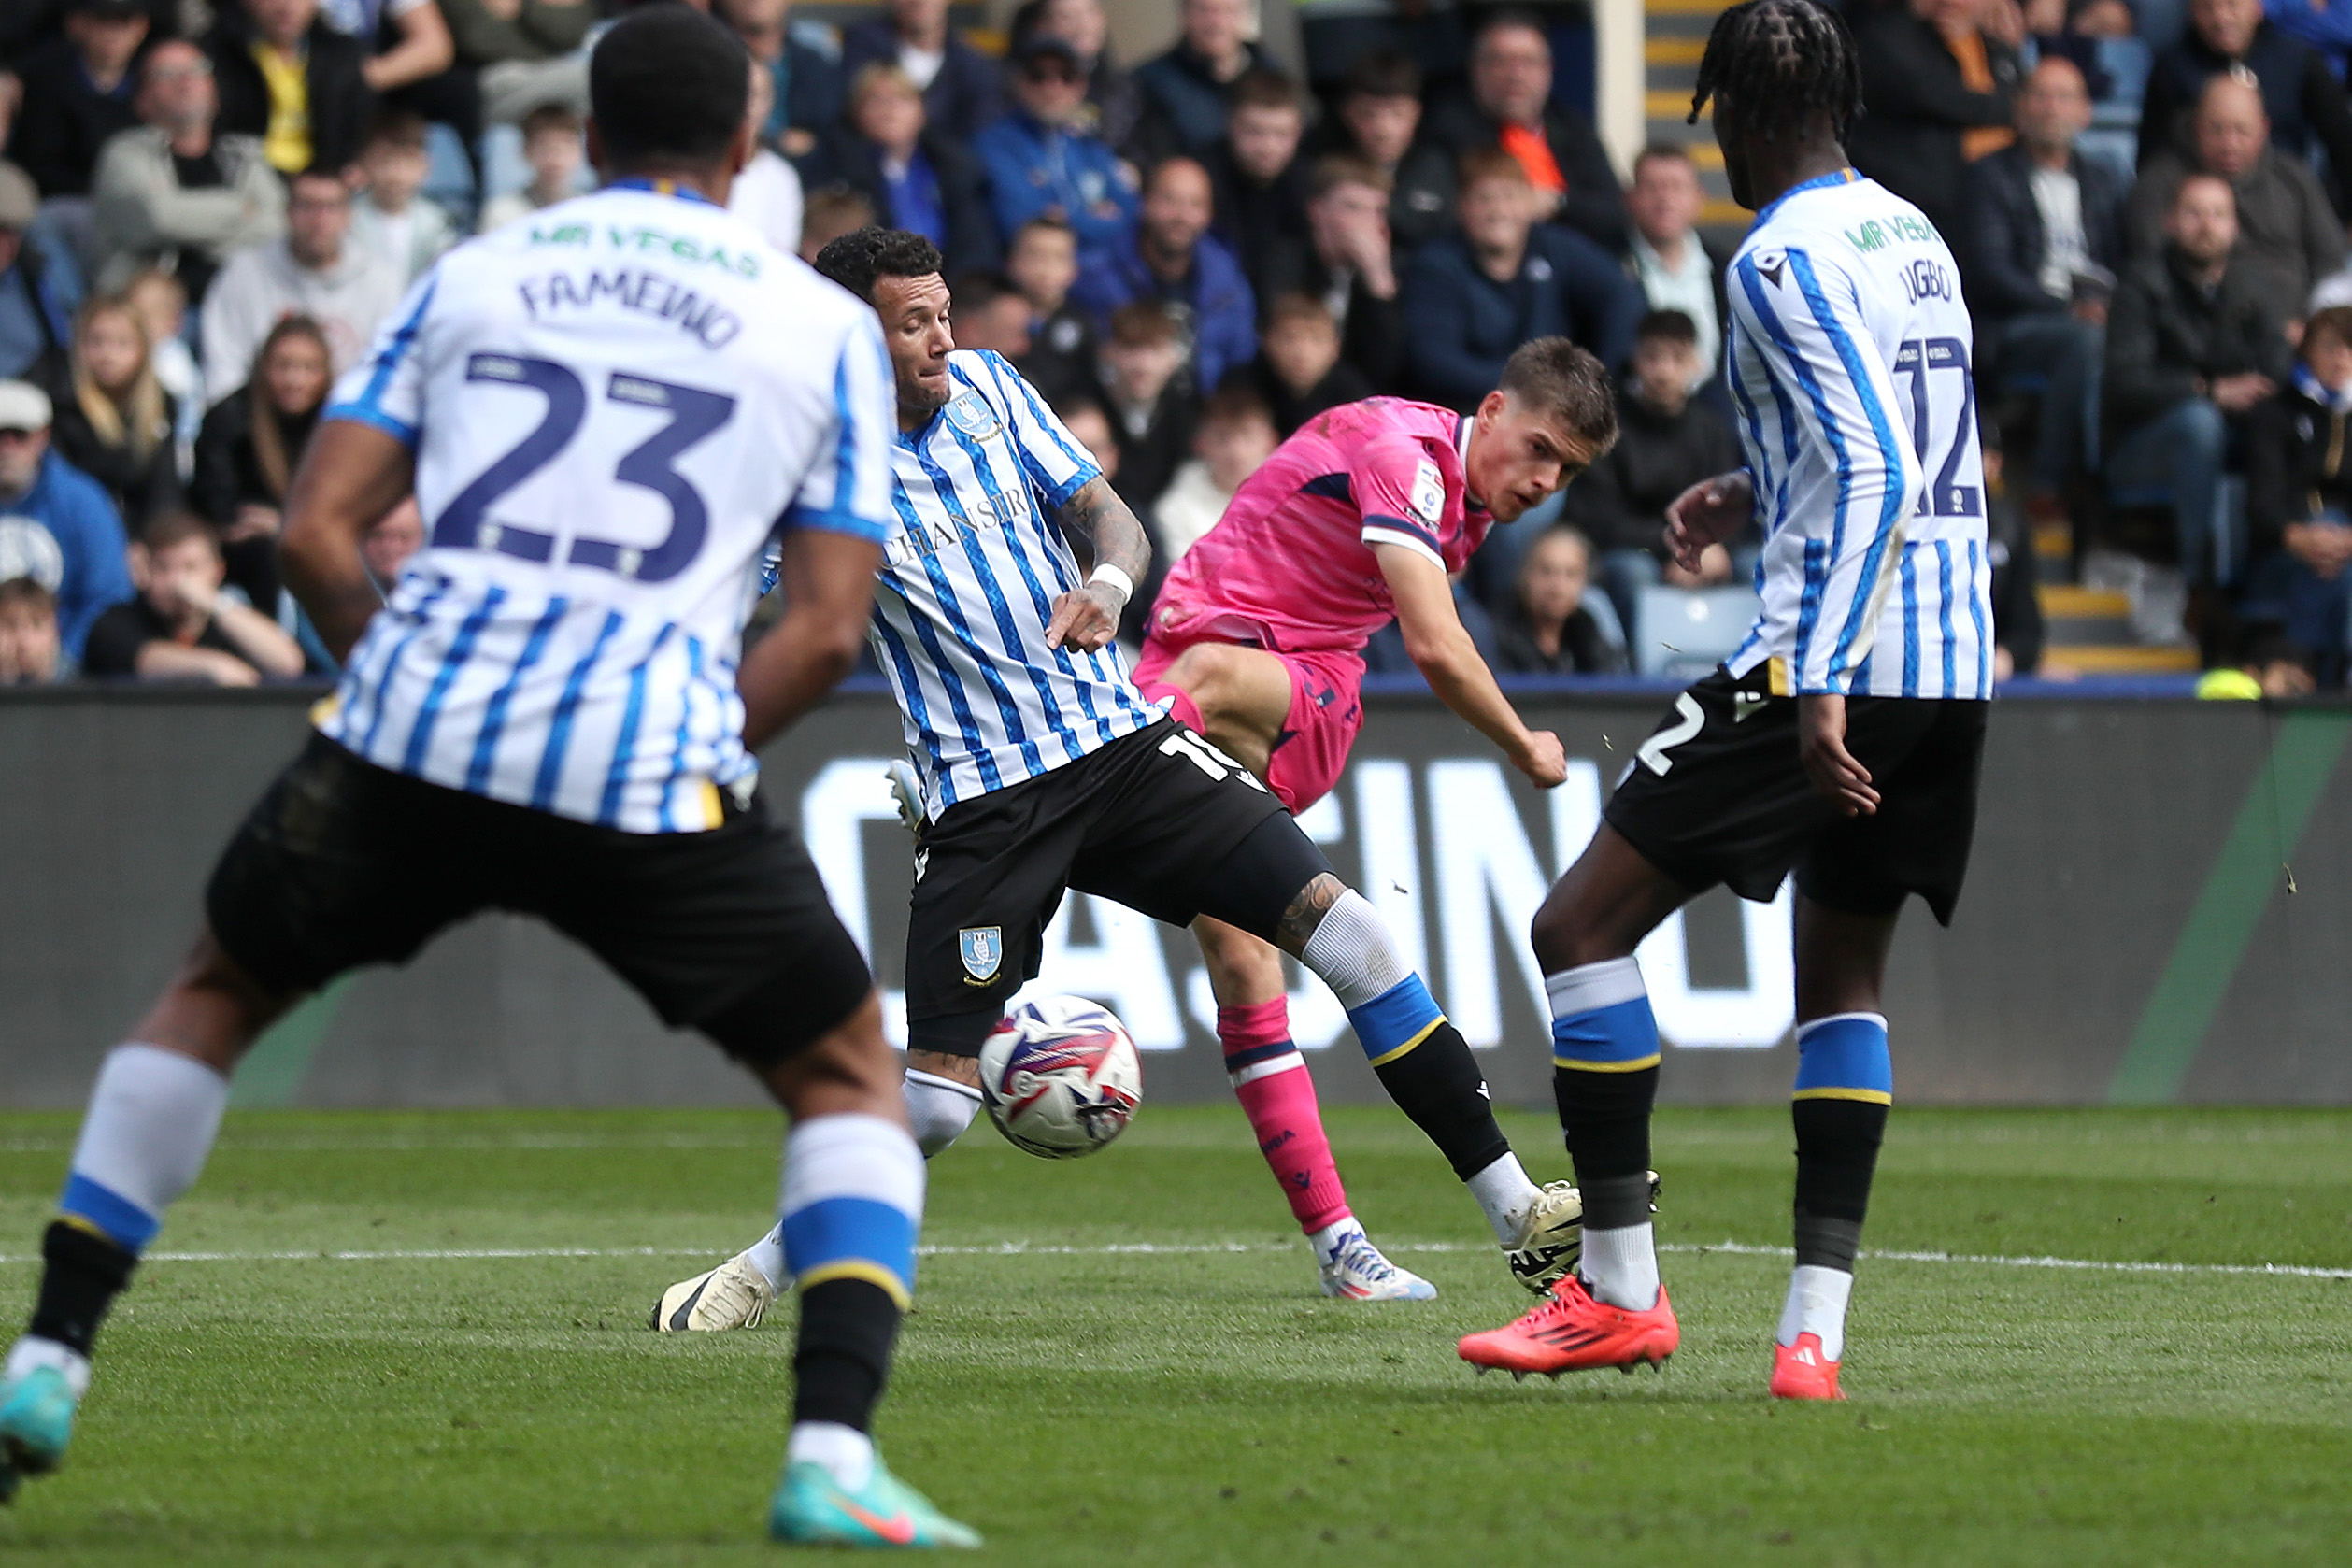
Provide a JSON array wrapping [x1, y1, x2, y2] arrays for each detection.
[[1964, 54, 2126, 506], [324, 0, 458, 107], [1492, 523, 1624, 676], [1007, 216, 1098, 406], [82, 506, 303, 680], [207, 0, 377, 176], [0, 574, 62, 682], [201, 167, 400, 402], [728, 56, 804, 254], [2242, 304, 2352, 681], [809, 63, 997, 276], [1053, 393, 1122, 498], [91, 40, 287, 302], [1422, 10, 1629, 254], [1319, 49, 1454, 257], [1977, 420, 2044, 678], [10, 0, 149, 204], [1240, 292, 1372, 435], [974, 34, 1137, 274], [840, 0, 999, 144], [1152, 381, 1276, 569], [477, 101, 583, 230], [2129, 70, 2345, 309], [438, 0, 593, 126], [123, 267, 199, 450], [1561, 307, 1743, 632], [1400, 150, 1642, 413], [2140, 0, 2352, 207], [1850, 0, 2022, 242], [1133, 0, 1265, 159], [1252, 154, 1403, 391], [797, 186, 875, 265], [947, 271, 1031, 359], [1623, 146, 1727, 391], [2105, 173, 2293, 589], [0, 163, 82, 386], [1013, 0, 1144, 162], [0, 378, 132, 663], [1205, 68, 1310, 303], [349, 108, 456, 285], [718, 0, 842, 163], [192, 313, 329, 612], [1096, 299, 1196, 515], [50, 295, 178, 530], [1070, 156, 1255, 398]]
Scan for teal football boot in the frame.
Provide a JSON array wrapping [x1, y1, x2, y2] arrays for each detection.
[[769, 1456, 981, 1548], [0, 1364, 79, 1503]]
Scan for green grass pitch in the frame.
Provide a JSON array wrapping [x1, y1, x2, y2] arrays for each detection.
[[2, 1103, 2348, 1566]]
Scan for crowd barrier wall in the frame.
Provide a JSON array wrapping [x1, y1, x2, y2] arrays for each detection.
[[5, 684, 2348, 1110]]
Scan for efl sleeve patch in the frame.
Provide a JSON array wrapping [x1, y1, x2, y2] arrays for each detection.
[[1409, 460, 1445, 527]]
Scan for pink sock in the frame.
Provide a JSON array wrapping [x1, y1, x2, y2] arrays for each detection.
[[1144, 681, 1205, 733], [1219, 998, 1351, 1234]]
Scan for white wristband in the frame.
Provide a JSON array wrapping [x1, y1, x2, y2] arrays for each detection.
[[1088, 563, 1133, 602]]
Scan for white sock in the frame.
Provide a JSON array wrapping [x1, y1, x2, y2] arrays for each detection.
[[1464, 1151, 1541, 1245], [1581, 1221, 1661, 1311], [787, 1419, 876, 1490], [63, 1044, 230, 1249], [744, 1224, 788, 1293], [903, 1069, 981, 1158], [1775, 1263, 1855, 1362], [1308, 1216, 1365, 1264], [5, 1335, 91, 1399], [1295, 889, 1411, 1005]]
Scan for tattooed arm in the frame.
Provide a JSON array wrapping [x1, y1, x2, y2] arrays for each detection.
[[1043, 474, 1152, 652]]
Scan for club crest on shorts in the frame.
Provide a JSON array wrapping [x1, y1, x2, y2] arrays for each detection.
[[959, 926, 1004, 982]]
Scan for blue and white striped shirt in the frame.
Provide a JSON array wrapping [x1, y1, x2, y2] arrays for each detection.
[[868, 350, 1164, 817], [314, 182, 896, 833], [1723, 170, 1993, 700]]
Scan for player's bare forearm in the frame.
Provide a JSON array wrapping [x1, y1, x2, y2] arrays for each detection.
[[280, 421, 418, 663], [739, 529, 882, 750], [1045, 476, 1149, 651], [1376, 539, 1568, 787], [1414, 626, 1569, 788]]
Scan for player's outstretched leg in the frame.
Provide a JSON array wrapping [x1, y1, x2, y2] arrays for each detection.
[[759, 995, 978, 1549], [3, 932, 283, 1503], [1194, 918, 1433, 1302], [652, 1065, 981, 1333], [1460, 828, 1687, 1376], [1771, 898, 1901, 1402], [1195, 818, 1581, 1288]]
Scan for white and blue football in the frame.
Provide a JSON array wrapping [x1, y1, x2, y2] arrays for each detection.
[[976, 996, 1143, 1159]]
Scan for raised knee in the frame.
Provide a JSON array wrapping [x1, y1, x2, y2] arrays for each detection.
[[1162, 643, 1244, 717]]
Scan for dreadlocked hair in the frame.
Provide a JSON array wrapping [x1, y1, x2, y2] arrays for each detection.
[[1689, 0, 1861, 145]]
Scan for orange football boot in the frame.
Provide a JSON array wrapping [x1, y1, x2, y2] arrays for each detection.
[[1458, 1275, 1679, 1378]]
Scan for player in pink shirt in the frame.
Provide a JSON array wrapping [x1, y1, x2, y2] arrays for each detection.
[[1132, 337, 1619, 1290]]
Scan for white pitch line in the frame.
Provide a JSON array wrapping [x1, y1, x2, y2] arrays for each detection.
[[0, 1239, 2343, 1278]]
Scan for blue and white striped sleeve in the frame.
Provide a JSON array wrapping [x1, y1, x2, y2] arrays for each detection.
[[784, 311, 897, 544], [981, 351, 1099, 509], [321, 271, 439, 448], [1732, 247, 1921, 695]]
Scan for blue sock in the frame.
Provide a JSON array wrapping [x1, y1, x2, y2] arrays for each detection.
[[1547, 957, 1661, 1075], [59, 1044, 230, 1255], [777, 1113, 924, 1305], [1791, 1013, 1892, 1107], [1343, 976, 1446, 1066]]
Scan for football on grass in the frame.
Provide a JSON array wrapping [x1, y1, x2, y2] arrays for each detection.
[[977, 996, 1143, 1159]]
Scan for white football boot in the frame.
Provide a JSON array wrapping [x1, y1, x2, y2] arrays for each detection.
[[650, 1250, 774, 1333], [1315, 1221, 1437, 1301], [1504, 1172, 1662, 1294]]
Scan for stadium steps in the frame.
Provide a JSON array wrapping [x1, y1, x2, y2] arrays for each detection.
[[2035, 585, 2200, 676], [1641, 0, 1749, 231]]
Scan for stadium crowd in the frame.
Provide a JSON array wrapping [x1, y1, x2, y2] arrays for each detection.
[[4, 0, 2352, 689]]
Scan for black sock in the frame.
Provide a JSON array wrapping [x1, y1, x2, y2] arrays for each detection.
[[27, 1221, 137, 1360], [792, 1278, 902, 1433], [1554, 1063, 1659, 1228], [1370, 1021, 1510, 1179], [1791, 1098, 1888, 1269]]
